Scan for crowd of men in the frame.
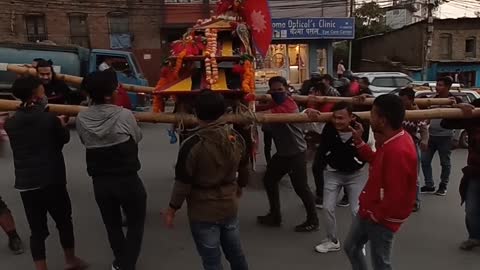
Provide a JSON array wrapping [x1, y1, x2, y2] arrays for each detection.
[[0, 66, 479, 270]]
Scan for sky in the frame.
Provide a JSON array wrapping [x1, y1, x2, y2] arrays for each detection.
[[438, 2, 478, 18]]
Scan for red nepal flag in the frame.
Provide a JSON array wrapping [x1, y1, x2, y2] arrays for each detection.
[[243, 0, 272, 57]]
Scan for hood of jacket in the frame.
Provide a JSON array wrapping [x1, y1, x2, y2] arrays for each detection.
[[76, 104, 132, 148]]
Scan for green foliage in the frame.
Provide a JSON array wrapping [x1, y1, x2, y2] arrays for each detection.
[[354, 2, 391, 39]]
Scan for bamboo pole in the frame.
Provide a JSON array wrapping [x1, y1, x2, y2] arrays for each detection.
[[3, 64, 155, 94], [256, 94, 454, 108], [1, 100, 479, 124], [3, 64, 456, 107]]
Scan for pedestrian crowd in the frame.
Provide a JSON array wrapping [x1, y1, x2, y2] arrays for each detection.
[[0, 65, 479, 270]]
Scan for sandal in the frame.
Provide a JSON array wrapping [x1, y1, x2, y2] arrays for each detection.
[[65, 258, 89, 270]]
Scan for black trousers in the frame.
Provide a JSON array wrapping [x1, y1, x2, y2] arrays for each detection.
[[263, 152, 318, 223], [263, 130, 273, 164], [0, 195, 8, 215], [93, 174, 147, 270], [20, 185, 75, 261]]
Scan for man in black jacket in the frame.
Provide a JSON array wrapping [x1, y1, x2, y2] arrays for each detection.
[[36, 59, 72, 105], [77, 71, 146, 270], [308, 102, 369, 254], [5, 77, 86, 270]]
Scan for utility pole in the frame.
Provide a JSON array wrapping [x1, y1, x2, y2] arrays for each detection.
[[348, 0, 354, 70], [422, 0, 435, 80]]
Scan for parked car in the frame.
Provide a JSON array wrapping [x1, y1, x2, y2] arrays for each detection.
[[411, 81, 462, 90], [389, 88, 480, 148], [353, 72, 413, 97]]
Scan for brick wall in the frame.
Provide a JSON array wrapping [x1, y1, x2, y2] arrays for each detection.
[[356, 22, 425, 68], [431, 19, 480, 61]]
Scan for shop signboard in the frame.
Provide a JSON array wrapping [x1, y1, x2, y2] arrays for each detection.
[[272, 18, 355, 40]]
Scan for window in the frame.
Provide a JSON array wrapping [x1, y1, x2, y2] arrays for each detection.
[[394, 77, 412, 87], [108, 12, 129, 34], [439, 33, 452, 59], [465, 37, 476, 58], [25, 14, 47, 42], [69, 13, 90, 47], [164, 0, 202, 3], [108, 12, 131, 49], [371, 77, 395, 87]]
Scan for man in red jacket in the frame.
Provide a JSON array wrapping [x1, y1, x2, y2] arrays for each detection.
[[344, 94, 417, 270]]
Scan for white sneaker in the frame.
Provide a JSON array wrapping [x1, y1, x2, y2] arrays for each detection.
[[315, 239, 341, 253]]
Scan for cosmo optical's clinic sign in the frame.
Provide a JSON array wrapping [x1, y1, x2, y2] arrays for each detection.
[[272, 18, 355, 40]]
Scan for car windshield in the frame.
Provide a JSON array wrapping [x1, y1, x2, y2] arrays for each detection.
[[371, 77, 395, 87]]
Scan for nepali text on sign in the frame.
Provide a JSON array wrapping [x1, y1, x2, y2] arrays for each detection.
[[271, 18, 355, 40]]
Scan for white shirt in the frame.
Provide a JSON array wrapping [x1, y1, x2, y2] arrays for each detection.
[[98, 62, 110, 71]]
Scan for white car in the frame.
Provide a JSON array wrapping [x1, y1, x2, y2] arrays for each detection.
[[354, 72, 413, 97]]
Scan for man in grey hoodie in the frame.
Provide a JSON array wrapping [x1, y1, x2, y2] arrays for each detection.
[[76, 71, 146, 270]]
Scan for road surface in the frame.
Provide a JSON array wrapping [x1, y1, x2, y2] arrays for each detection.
[[0, 124, 479, 269]]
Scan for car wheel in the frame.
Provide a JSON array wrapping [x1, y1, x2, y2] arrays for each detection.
[[459, 130, 469, 148]]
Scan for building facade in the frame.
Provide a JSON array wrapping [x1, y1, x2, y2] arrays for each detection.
[[0, 0, 351, 86], [355, 18, 480, 87]]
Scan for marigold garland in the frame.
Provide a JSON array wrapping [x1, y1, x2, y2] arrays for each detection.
[[242, 60, 254, 93]]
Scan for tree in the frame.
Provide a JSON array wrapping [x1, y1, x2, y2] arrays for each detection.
[[354, 2, 390, 39]]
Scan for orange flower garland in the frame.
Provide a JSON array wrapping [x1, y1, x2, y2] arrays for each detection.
[[242, 60, 254, 93], [205, 28, 219, 86], [173, 49, 187, 80]]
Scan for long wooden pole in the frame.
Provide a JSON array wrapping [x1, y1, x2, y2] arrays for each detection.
[[256, 94, 454, 108], [3, 64, 456, 107], [1, 100, 479, 124], [3, 64, 154, 94]]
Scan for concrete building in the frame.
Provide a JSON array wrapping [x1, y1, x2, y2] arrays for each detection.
[[355, 17, 480, 87], [386, 0, 433, 30]]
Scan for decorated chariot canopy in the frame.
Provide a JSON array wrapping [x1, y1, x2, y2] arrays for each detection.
[[152, 0, 272, 112]]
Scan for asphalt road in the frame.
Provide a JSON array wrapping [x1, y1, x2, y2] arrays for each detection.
[[0, 124, 479, 270]]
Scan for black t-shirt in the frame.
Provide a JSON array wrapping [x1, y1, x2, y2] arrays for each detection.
[[44, 80, 71, 104]]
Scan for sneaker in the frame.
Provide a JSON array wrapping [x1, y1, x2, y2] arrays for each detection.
[[294, 220, 319, 232], [420, 186, 436, 194], [315, 198, 323, 209], [337, 196, 350, 208], [435, 185, 447, 196], [257, 214, 281, 227], [111, 261, 121, 270], [413, 202, 420, 212], [460, 239, 480, 251], [315, 239, 341, 253], [8, 235, 24, 255]]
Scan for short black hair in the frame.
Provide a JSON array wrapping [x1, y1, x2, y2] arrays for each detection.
[[373, 94, 405, 130], [332, 101, 353, 114], [82, 70, 118, 104], [398, 87, 415, 101], [323, 74, 334, 84], [12, 76, 43, 102], [36, 59, 54, 69], [33, 58, 46, 62], [194, 90, 225, 121], [359, 77, 370, 85], [437, 76, 453, 88], [268, 76, 288, 89]]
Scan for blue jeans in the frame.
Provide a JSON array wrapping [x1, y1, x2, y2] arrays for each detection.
[[466, 179, 480, 240], [190, 217, 248, 270], [344, 216, 394, 270], [421, 136, 452, 188]]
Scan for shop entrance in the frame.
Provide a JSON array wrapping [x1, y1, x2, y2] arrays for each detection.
[[255, 44, 309, 87]]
